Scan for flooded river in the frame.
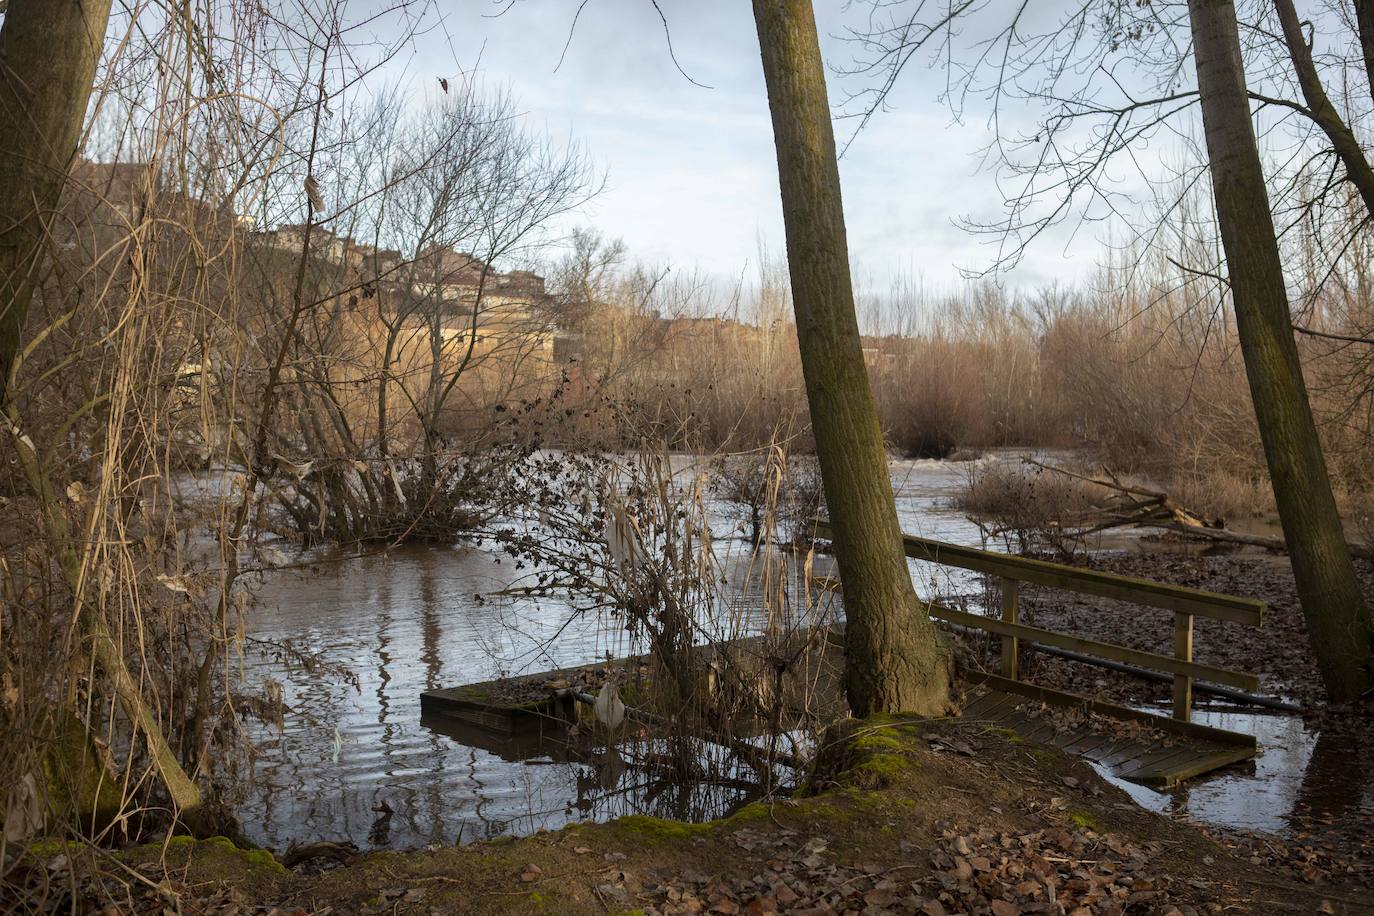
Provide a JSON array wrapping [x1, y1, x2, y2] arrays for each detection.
[[228, 454, 1364, 853]]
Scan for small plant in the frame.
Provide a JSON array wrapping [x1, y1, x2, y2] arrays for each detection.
[[955, 460, 1097, 560], [710, 450, 825, 548]]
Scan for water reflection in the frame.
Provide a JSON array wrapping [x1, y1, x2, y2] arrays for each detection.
[[1093, 705, 1372, 845], [1294, 726, 1368, 829], [245, 454, 1347, 854], [236, 458, 994, 850]]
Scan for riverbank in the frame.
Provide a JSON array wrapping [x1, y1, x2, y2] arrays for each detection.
[[10, 718, 1368, 914]]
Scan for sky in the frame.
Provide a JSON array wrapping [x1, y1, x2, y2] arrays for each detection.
[[395, 1, 1115, 295]]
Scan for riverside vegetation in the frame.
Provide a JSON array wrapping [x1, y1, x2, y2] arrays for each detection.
[[4, 1, 1374, 914]]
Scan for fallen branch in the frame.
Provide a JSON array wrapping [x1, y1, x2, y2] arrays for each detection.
[[1152, 521, 1374, 562], [1022, 459, 1220, 530], [1024, 459, 1374, 562]]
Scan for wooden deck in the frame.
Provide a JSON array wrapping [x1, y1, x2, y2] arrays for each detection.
[[960, 680, 1258, 788]]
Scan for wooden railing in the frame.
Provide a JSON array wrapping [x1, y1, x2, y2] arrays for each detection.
[[814, 523, 1265, 725]]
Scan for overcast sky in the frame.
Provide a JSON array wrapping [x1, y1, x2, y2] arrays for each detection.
[[404, 1, 1114, 295]]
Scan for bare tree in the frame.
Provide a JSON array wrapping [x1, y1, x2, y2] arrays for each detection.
[[841, 0, 1374, 701], [752, 0, 950, 717], [1188, 0, 1373, 701]]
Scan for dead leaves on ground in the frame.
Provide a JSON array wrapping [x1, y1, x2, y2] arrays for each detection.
[[596, 821, 1211, 915]]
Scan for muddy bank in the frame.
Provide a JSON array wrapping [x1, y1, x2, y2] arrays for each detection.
[[9, 719, 1368, 914]]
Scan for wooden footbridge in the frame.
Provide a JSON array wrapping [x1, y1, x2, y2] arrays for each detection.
[[818, 522, 1267, 788]]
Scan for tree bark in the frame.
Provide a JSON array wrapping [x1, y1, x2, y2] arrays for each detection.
[[0, 0, 203, 811], [751, 0, 950, 717], [1273, 0, 1374, 218], [1188, 0, 1374, 702], [0, 0, 115, 404], [1352, 0, 1374, 99]]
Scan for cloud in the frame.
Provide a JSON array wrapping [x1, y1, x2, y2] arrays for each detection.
[[412, 1, 1103, 290]]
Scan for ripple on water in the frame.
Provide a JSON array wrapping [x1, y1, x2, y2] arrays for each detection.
[[232, 456, 1228, 851]]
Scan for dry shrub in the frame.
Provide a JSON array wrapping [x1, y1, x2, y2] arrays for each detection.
[[955, 460, 1103, 559], [1169, 468, 1273, 523], [711, 451, 825, 546], [491, 442, 836, 786]]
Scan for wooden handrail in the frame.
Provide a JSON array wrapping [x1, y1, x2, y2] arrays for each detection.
[[812, 520, 1268, 724], [813, 521, 1264, 625], [930, 604, 1259, 691]]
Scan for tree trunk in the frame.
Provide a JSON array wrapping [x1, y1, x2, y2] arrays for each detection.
[[1273, 0, 1374, 218], [0, 0, 115, 404], [751, 0, 950, 717], [1353, 0, 1374, 99], [1188, 0, 1374, 702]]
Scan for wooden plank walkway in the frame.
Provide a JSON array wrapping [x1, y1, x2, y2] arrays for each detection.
[[960, 683, 1257, 788]]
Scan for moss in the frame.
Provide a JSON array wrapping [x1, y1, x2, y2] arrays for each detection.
[[39, 709, 123, 830], [527, 891, 555, 906], [612, 814, 712, 845], [723, 803, 769, 825], [23, 839, 71, 859], [839, 722, 921, 790], [154, 835, 286, 874], [800, 799, 857, 822], [851, 733, 906, 754], [451, 685, 494, 701], [847, 753, 915, 789], [1069, 811, 1098, 830], [240, 847, 286, 871]]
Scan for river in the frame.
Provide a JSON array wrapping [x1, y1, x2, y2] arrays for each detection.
[[223, 453, 1357, 853]]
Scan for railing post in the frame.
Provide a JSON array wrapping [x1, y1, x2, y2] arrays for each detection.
[[1000, 578, 1020, 680], [1173, 612, 1194, 722]]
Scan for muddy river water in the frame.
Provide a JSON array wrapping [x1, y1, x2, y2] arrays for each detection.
[[228, 455, 1363, 852]]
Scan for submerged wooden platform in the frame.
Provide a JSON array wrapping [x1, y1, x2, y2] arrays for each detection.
[[423, 525, 1269, 791], [960, 678, 1258, 788]]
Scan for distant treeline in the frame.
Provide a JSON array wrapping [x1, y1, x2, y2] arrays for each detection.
[[544, 233, 1373, 525]]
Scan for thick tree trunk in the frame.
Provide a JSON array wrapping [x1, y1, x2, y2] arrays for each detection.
[[1188, 0, 1374, 702], [0, 0, 115, 404], [751, 0, 950, 717]]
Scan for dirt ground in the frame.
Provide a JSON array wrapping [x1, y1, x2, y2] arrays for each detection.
[[7, 717, 1370, 915]]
